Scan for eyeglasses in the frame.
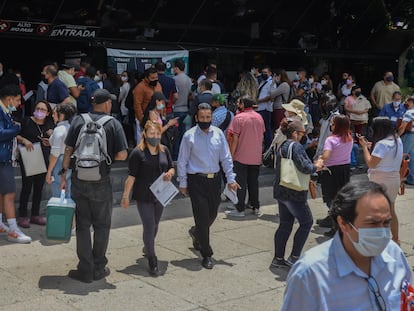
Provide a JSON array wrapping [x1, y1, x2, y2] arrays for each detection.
[[35, 107, 48, 112], [366, 276, 386, 311]]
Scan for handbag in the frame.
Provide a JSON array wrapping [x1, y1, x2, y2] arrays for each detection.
[[279, 142, 310, 191]]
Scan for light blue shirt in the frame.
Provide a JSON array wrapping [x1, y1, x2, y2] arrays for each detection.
[[177, 125, 235, 188], [281, 233, 412, 311], [212, 106, 233, 135]]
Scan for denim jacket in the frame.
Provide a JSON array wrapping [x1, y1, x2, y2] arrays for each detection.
[[0, 107, 20, 162]]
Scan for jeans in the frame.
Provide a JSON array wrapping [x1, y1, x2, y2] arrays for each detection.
[[350, 143, 359, 166], [402, 133, 414, 184], [258, 110, 273, 151], [274, 198, 313, 259], [71, 175, 113, 278], [51, 154, 71, 199], [234, 161, 260, 211], [137, 200, 164, 257], [188, 174, 221, 258], [173, 111, 189, 160]]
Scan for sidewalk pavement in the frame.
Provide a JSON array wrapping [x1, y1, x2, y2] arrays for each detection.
[[1, 173, 413, 311]]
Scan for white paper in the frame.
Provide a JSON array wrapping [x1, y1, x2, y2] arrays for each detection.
[[149, 173, 179, 207], [18, 142, 47, 176], [222, 186, 238, 204]]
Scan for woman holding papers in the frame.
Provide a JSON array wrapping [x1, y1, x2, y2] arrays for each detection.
[[16, 100, 54, 228], [121, 120, 175, 276]]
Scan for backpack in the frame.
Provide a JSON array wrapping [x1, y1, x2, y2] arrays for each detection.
[[219, 110, 232, 131], [73, 113, 113, 181]]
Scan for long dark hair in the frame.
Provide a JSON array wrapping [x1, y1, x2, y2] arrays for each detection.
[[141, 93, 159, 126], [371, 117, 399, 155]]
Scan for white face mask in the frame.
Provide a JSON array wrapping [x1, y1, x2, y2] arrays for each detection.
[[393, 101, 401, 108], [308, 78, 314, 84], [121, 76, 128, 82], [347, 223, 390, 257], [321, 79, 327, 86], [94, 75, 101, 82]]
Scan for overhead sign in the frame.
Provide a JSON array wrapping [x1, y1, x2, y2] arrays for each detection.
[[0, 20, 51, 35], [106, 48, 189, 76], [0, 20, 98, 39]]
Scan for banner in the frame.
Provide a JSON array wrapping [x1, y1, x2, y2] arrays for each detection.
[[0, 20, 51, 36], [106, 48, 189, 76]]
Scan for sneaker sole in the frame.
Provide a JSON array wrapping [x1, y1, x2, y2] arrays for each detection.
[[7, 237, 31, 244]]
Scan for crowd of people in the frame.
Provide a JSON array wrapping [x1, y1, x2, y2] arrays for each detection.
[[0, 58, 413, 307]]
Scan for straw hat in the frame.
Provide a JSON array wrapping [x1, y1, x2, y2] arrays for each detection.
[[282, 99, 308, 125]]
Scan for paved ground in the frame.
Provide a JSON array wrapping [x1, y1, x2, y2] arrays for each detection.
[[1, 172, 414, 311]]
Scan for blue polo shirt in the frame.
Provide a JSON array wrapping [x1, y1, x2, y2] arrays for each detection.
[[378, 102, 406, 128]]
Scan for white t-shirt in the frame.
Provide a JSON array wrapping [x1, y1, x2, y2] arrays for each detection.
[[370, 136, 403, 173], [49, 121, 70, 157]]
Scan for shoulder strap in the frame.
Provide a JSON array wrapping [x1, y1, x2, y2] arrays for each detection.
[[81, 113, 92, 124], [219, 111, 232, 131], [96, 115, 113, 126], [257, 80, 269, 98]]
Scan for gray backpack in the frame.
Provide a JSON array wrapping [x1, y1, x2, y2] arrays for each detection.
[[73, 113, 113, 181]]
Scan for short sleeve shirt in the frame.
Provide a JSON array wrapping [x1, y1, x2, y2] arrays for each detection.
[[323, 135, 353, 167]]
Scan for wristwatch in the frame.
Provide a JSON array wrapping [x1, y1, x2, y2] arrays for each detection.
[[58, 168, 67, 176]]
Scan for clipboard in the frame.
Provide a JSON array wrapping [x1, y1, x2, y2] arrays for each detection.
[[18, 142, 47, 176]]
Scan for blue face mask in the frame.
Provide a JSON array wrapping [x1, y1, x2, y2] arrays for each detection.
[[8, 105, 16, 112], [295, 73, 300, 80], [157, 104, 165, 110]]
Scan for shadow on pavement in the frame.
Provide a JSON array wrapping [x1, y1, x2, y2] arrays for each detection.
[[38, 275, 116, 295], [117, 258, 169, 277]]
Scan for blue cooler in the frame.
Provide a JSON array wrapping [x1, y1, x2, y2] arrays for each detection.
[[46, 193, 76, 241]]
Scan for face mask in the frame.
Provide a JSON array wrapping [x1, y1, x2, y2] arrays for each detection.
[[250, 69, 256, 75], [156, 104, 165, 110], [393, 101, 401, 107], [321, 79, 327, 86], [261, 73, 268, 80], [237, 106, 244, 112], [354, 91, 361, 97], [385, 76, 394, 82], [94, 75, 101, 82], [121, 76, 128, 82], [8, 105, 16, 112], [294, 73, 300, 80], [34, 110, 47, 120], [346, 79, 353, 86], [198, 121, 211, 130], [308, 78, 314, 84], [146, 137, 160, 146], [149, 80, 158, 87], [284, 111, 291, 118], [346, 223, 390, 257]]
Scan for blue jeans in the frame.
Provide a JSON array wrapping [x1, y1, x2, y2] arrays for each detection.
[[402, 133, 414, 184], [258, 110, 273, 151], [52, 155, 71, 199], [350, 143, 359, 166], [274, 198, 313, 259]]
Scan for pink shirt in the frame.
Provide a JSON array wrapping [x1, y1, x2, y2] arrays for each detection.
[[323, 135, 353, 167], [228, 109, 265, 165]]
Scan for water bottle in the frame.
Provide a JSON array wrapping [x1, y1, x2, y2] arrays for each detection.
[[60, 189, 66, 203]]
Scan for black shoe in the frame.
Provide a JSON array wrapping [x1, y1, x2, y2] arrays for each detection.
[[317, 216, 333, 228], [324, 228, 337, 238], [94, 267, 110, 281], [202, 256, 213, 269], [188, 227, 201, 251], [68, 269, 93, 283], [148, 256, 159, 276]]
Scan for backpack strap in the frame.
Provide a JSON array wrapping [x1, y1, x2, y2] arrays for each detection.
[[96, 115, 113, 126], [219, 111, 232, 131]]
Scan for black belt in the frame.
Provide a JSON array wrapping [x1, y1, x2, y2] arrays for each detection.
[[190, 172, 219, 179]]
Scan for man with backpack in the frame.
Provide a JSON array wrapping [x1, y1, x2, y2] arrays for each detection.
[[59, 88, 128, 283]]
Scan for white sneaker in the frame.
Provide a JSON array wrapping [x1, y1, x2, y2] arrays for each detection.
[[0, 224, 10, 235], [7, 229, 32, 244], [225, 210, 245, 217], [225, 205, 237, 211]]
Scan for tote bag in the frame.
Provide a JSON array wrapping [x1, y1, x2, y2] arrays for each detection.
[[279, 142, 310, 191]]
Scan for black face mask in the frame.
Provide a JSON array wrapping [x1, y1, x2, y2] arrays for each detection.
[[261, 74, 268, 80], [149, 80, 158, 87], [354, 91, 361, 97], [198, 121, 211, 130]]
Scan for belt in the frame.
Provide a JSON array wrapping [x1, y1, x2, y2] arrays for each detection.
[[191, 172, 219, 179]]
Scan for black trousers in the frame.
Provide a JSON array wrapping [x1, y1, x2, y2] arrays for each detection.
[[19, 172, 47, 217], [188, 174, 221, 258], [234, 161, 260, 211], [71, 175, 113, 279]]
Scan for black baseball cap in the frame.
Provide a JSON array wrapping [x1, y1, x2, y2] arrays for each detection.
[[91, 89, 116, 104], [61, 61, 80, 71]]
